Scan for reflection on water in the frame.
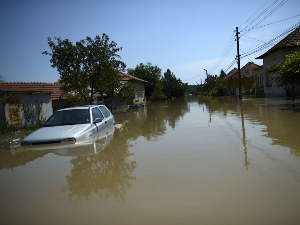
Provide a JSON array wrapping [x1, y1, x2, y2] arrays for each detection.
[[1, 96, 300, 224], [61, 127, 137, 202], [198, 96, 300, 156]]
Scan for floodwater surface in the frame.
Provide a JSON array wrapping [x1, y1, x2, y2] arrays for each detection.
[[1, 96, 300, 224]]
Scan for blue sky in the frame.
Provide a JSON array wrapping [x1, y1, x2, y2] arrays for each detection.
[[0, 0, 299, 85]]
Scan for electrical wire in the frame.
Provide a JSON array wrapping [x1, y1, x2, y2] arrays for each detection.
[[208, 32, 236, 74], [251, 0, 288, 30], [224, 59, 237, 73], [207, 0, 295, 76], [240, 21, 300, 58], [241, 15, 299, 33]]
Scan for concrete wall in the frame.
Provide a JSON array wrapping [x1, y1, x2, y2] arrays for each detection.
[[1, 92, 53, 126]]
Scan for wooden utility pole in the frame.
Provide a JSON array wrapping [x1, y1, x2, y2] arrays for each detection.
[[236, 27, 242, 100]]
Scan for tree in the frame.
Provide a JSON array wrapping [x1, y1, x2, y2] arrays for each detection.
[[266, 45, 300, 102], [42, 34, 126, 104], [127, 62, 166, 101], [116, 82, 137, 106], [162, 69, 187, 99], [219, 69, 226, 78], [199, 70, 227, 97]]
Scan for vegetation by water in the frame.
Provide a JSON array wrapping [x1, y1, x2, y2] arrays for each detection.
[[0, 120, 39, 147]]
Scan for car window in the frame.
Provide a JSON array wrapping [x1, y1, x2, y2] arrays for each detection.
[[99, 106, 111, 118], [44, 111, 63, 126], [44, 109, 90, 126], [92, 107, 104, 121]]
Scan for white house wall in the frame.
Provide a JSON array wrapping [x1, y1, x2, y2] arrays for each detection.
[[262, 47, 300, 97], [4, 93, 53, 126], [132, 81, 146, 105]]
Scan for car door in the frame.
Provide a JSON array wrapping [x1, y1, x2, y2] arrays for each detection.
[[91, 107, 106, 140], [98, 105, 115, 127]]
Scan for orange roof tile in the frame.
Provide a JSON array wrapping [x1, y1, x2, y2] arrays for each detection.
[[224, 68, 238, 80], [119, 72, 148, 83], [0, 82, 63, 100], [224, 62, 260, 80]]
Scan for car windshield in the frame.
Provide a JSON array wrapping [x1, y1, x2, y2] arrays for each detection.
[[44, 109, 90, 126]]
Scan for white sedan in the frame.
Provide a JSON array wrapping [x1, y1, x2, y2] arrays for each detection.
[[21, 105, 115, 148]]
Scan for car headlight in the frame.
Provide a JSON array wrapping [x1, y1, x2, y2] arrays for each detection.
[[60, 138, 76, 144]]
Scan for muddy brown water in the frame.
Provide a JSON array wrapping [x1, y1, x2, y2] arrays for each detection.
[[1, 96, 300, 224]]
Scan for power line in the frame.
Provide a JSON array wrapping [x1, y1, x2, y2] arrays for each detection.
[[224, 59, 237, 73], [240, 21, 300, 58], [240, 48, 253, 62], [243, 35, 268, 43], [209, 32, 236, 74], [240, 15, 300, 33], [239, 0, 272, 32], [251, 0, 288, 30]]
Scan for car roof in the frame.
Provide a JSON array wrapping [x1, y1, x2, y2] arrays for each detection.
[[84, 105, 106, 107], [58, 106, 92, 111], [57, 105, 107, 112]]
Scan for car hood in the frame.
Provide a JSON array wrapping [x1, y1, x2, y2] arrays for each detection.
[[22, 124, 92, 143]]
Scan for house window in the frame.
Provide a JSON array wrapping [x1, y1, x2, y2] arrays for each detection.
[[135, 92, 139, 102], [266, 73, 272, 87], [256, 74, 263, 87]]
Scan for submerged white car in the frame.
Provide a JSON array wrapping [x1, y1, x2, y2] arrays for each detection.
[[21, 105, 115, 147]]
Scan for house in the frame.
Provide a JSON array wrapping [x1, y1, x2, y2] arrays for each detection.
[[0, 82, 60, 126], [0, 73, 147, 126], [255, 25, 300, 97], [119, 72, 147, 106], [224, 62, 260, 95], [92, 72, 148, 109]]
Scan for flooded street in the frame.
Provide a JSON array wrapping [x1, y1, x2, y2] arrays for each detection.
[[1, 96, 300, 224]]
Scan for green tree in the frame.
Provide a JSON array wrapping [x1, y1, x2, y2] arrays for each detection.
[[219, 69, 226, 78], [162, 69, 187, 99], [127, 62, 166, 101], [116, 82, 137, 106], [199, 70, 227, 97], [266, 45, 300, 102], [42, 34, 126, 104]]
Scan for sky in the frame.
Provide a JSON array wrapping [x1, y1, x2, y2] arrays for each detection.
[[0, 0, 299, 85]]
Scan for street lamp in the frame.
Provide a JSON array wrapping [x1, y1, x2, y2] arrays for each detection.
[[204, 69, 208, 95]]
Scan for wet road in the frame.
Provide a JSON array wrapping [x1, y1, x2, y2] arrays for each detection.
[[1, 96, 300, 224]]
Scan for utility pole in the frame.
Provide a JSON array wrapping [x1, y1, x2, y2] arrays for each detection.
[[236, 27, 242, 100]]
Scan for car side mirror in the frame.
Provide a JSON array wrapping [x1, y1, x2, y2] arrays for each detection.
[[93, 118, 103, 124]]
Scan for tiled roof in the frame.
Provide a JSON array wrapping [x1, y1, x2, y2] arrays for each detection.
[[0, 73, 147, 100], [224, 68, 238, 80], [224, 62, 260, 80], [119, 72, 148, 83], [0, 82, 62, 100], [256, 25, 300, 59]]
